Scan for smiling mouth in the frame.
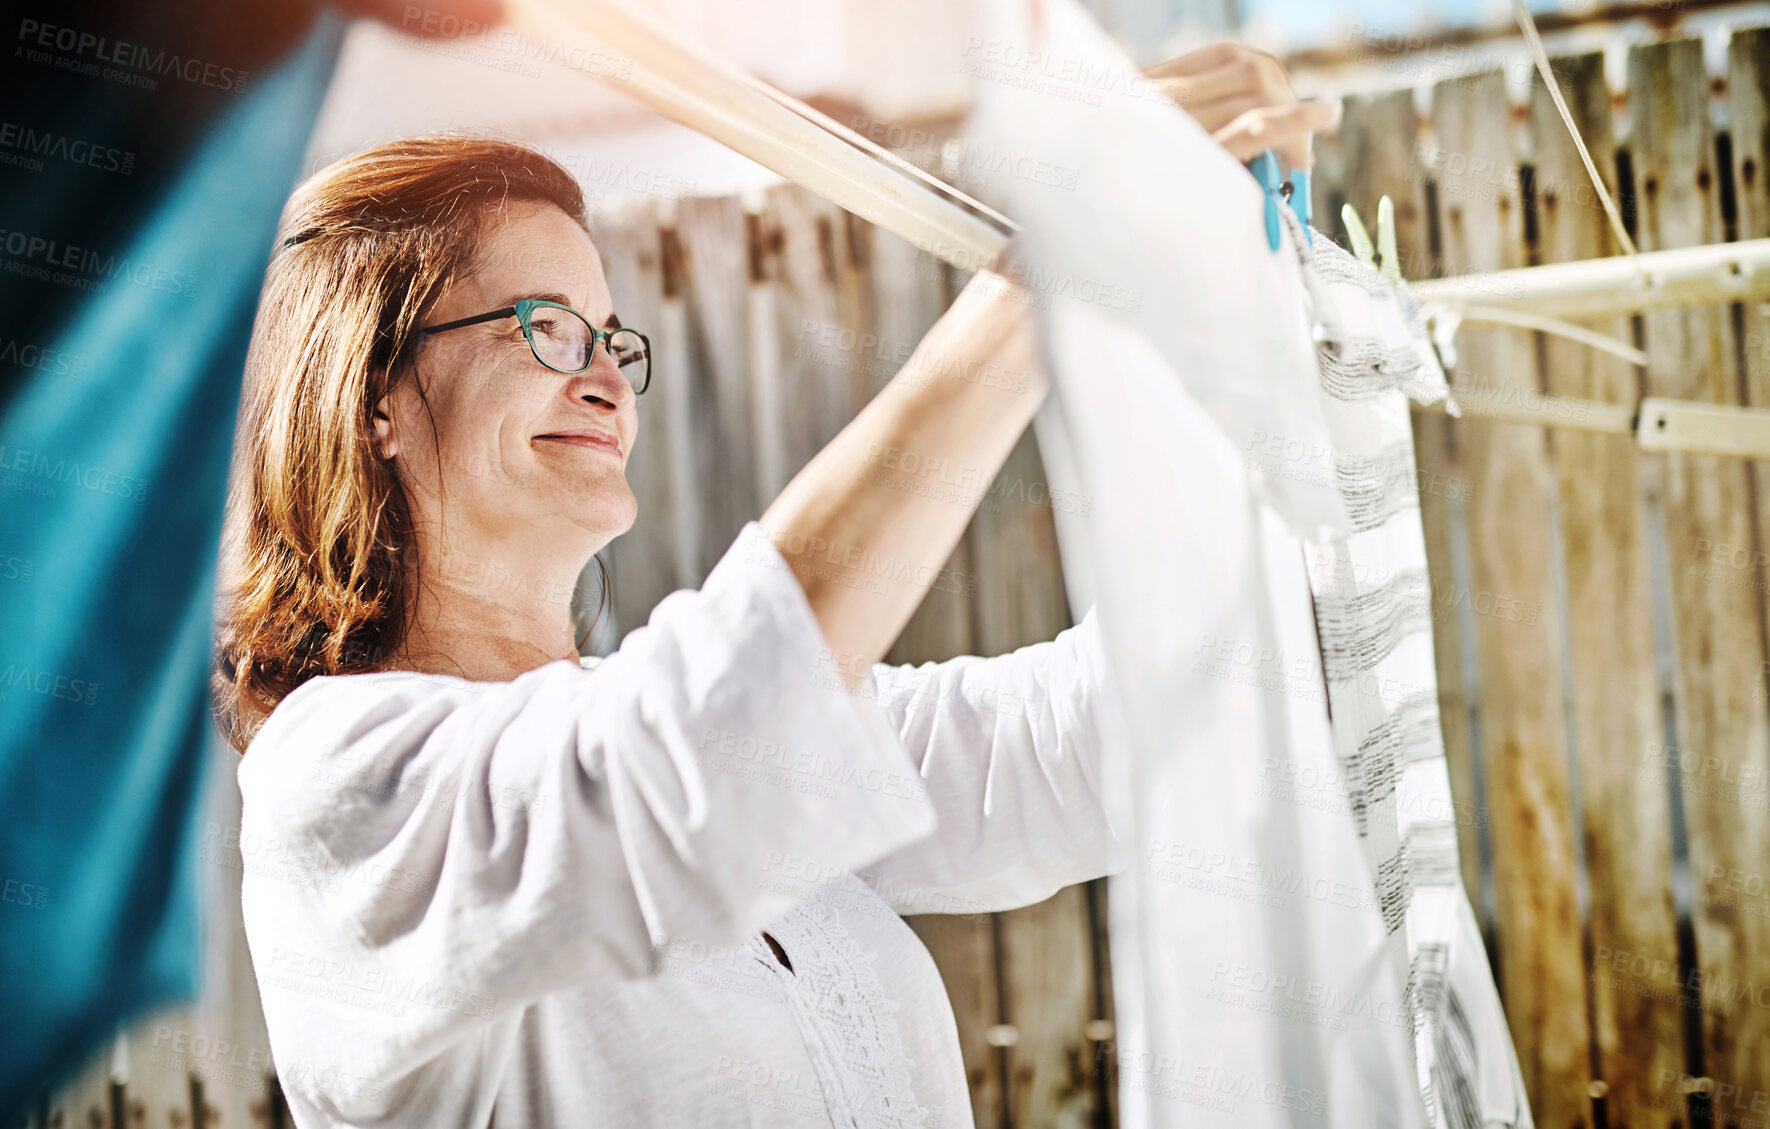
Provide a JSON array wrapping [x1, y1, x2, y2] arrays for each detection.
[[535, 432, 621, 455]]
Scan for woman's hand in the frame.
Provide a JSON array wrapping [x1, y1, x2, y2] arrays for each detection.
[[1144, 43, 1340, 170]]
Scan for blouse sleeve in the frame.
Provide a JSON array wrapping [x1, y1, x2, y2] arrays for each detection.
[[854, 606, 1127, 916], [236, 521, 936, 1116]]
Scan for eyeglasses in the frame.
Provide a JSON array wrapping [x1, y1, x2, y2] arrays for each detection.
[[418, 298, 652, 395]]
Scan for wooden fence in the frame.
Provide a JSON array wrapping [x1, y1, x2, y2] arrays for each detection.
[[22, 26, 1770, 1129], [1312, 28, 1770, 1129]]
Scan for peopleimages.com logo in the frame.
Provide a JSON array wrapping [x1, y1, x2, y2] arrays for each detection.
[[16, 20, 249, 92], [0, 443, 149, 502], [0, 228, 197, 297]]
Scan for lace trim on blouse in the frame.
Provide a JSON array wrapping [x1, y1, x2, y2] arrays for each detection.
[[756, 879, 932, 1129]]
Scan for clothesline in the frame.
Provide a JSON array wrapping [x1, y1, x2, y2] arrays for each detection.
[[502, 0, 1013, 271], [504, 0, 1770, 460], [1410, 236, 1770, 459]]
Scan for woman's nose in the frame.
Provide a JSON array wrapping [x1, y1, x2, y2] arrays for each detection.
[[569, 352, 631, 409]]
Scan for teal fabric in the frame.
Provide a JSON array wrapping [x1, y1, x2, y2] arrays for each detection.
[[0, 15, 343, 1112]]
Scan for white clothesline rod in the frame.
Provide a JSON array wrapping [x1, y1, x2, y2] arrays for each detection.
[[502, 0, 1013, 272], [1409, 238, 1770, 318], [1454, 304, 1649, 366]]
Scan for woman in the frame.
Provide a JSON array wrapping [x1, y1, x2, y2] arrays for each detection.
[[214, 44, 1329, 1128]]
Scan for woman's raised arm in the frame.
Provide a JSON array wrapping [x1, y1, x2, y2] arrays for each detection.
[[759, 269, 1048, 686]]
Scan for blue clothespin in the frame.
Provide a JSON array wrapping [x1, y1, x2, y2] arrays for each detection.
[[1291, 168, 1313, 246], [1251, 151, 1312, 251], [1252, 151, 1283, 251]]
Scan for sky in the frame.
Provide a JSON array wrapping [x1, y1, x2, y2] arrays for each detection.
[[1236, 0, 1553, 49]]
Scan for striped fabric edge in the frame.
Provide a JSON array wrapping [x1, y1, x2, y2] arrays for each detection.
[[1336, 442, 1426, 533], [1291, 211, 1526, 1129], [1312, 567, 1433, 683]]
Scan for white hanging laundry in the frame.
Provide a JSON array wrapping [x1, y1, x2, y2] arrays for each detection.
[[957, 0, 1346, 543], [1288, 218, 1531, 1129], [961, 0, 1530, 1125]]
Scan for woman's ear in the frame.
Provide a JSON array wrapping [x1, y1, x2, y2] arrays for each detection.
[[371, 398, 400, 461]]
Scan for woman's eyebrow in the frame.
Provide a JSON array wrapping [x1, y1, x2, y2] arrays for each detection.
[[494, 294, 620, 328], [492, 291, 576, 309], [488, 292, 619, 326]]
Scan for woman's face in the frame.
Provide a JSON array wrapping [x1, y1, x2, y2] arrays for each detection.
[[374, 200, 639, 559]]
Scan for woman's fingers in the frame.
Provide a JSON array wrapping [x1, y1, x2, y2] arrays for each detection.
[[1146, 41, 1340, 169], [1210, 98, 1340, 168], [1144, 41, 1268, 80], [1176, 91, 1274, 134], [1151, 56, 1266, 110]]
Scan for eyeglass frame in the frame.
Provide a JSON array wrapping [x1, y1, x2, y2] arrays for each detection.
[[416, 297, 652, 395]]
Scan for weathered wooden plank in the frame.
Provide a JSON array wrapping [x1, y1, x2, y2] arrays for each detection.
[[744, 191, 790, 506], [969, 426, 1100, 1129], [767, 184, 850, 473], [1737, 30, 1770, 433], [1082, 877, 1116, 1128], [1433, 67, 1593, 1129], [867, 223, 954, 400], [1309, 104, 1348, 248], [1633, 37, 1770, 1119], [1534, 50, 1684, 1129], [677, 194, 759, 574], [1726, 30, 1770, 1125], [654, 200, 703, 589], [879, 254, 1010, 1129], [592, 198, 678, 638]]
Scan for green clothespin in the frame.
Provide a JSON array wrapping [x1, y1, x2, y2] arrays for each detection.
[[1342, 202, 1377, 267], [1377, 195, 1401, 285], [1341, 198, 1404, 289]]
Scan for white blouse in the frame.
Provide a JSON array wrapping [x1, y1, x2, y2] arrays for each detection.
[[238, 521, 1121, 1128]]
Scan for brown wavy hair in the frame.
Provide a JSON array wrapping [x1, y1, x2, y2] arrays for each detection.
[[213, 133, 608, 753]]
